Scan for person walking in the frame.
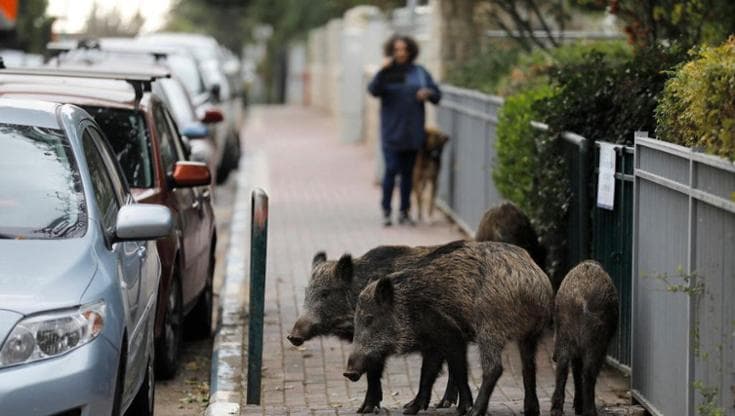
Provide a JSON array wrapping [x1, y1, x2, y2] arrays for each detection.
[[368, 34, 441, 226]]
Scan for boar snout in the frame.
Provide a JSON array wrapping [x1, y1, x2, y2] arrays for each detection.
[[286, 335, 304, 346], [288, 315, 317, 346], [343, 353, 366, 382]]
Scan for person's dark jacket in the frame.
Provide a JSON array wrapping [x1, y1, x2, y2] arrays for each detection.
[[368, 63, 441, 151]]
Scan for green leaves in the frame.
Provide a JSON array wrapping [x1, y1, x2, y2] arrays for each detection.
[[656, 37, 735, 160]]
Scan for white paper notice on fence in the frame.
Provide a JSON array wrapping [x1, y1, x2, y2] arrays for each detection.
[[597, 143, 616, 210]]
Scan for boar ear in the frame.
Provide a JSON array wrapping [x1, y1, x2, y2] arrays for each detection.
[[312, 251, 327, 268], [375, 277, 394, 306], [336, 254, 354, 283]]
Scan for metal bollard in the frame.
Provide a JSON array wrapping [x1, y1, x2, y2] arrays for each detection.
[[246, 188, 268, 405]]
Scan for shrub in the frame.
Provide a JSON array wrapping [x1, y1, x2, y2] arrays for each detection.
[[537, 45, 682, 144], [493, 84, 554, 215], [444, 47, 521, 95], [496, 40, 632, 96], [656, 37, 735, 160]]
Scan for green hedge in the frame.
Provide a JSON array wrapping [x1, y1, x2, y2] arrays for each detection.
[[493, 84, 553, 216], [656, 37, 735, 160]]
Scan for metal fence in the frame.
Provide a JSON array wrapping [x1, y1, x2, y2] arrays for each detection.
[[632, 136, 735, 416], [592, 143, 635, 369], [436, 85, 504, 234], [436, 86, 634, 371]]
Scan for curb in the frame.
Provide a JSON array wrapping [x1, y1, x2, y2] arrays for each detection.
[[205, 164, 251, 416]]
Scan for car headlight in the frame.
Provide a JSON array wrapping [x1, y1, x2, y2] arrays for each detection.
[[0, 301, 105, 369]]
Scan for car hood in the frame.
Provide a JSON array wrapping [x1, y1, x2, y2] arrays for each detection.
[[0, 237, 97, 316]]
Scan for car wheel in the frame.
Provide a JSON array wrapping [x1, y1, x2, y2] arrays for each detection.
[[111, 346, 126, 416], [155, 274, 182, 379], [187, 255, 214, 339], [126, 356, 155, 416], [215, 133, 240, 185]]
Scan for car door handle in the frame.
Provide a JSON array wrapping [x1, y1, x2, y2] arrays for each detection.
[[137, 245, 147, 259]]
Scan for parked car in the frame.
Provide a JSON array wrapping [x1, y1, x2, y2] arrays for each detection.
[[138, 32, 242, 183], [0, 97, 172, 415], [0, 67, 218, 378], [47, 39, 227, 184]]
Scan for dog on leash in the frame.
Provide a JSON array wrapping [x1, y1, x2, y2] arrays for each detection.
[[413, 127, 449, 221]]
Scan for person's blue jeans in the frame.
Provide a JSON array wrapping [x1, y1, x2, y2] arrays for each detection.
[[382, 148, 418, 214]]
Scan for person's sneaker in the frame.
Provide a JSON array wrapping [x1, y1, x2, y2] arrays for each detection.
[[398, 211, 415, 226], [383, 211, 392, 227]]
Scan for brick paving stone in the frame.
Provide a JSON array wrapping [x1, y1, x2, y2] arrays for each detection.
[[237, 106, 631, 415]]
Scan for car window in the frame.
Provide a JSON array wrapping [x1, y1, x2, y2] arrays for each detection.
[[162, 107, 187, 161], [158, 78, 197, 127], [86, 126, 129, 202], [0, 123, 87, 239], [153, 105, 180, 173], [83, 130, 120, 231], [82, 106, 154, 188], [166, 54, 206, 96]]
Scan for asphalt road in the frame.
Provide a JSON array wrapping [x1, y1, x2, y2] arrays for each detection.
[[154, 175, 237, 415]]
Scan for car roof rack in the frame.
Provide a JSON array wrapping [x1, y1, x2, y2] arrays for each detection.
[[0, 67, 171, 105], [47, 40, 177, 62]]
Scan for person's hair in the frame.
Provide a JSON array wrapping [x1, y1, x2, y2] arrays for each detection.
[[383, 35, 419, 62]]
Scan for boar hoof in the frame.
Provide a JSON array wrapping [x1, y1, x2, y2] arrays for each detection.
[[403, 397, 428, 415], [356, 402, 380, 414], [435, 397, 456, 408], [524, 405, 540, 416], [550, 409, 563, 416]]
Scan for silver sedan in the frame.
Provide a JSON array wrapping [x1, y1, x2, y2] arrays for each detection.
[[0, 98, 172, 416]]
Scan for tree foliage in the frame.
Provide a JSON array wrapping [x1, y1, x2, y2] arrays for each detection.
[[6, 0, 54, 53], [83, 4, 144, 38], [610, 0, 735, 49]]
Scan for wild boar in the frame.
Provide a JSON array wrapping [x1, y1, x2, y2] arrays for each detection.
[[475, 202, 546, 271], [345, 241, 554, 416], [551, 260, 618, 416], [288, 241, 466, 413]]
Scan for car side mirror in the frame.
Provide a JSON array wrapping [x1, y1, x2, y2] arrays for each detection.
[[181, 122, 209, 139], [115, 204, 173, 242], [201, 108, 224, 124], [171, 161, 211, 188]]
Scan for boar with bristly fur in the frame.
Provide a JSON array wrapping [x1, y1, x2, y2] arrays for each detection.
[[345, 241, 554, 416], [288, 241, 466, 413], [551, 261, 618, 416], [475, 202, 546, 271]]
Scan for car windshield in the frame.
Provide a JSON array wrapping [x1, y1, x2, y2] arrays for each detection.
[[159, 78, 197, 126], [83, 106, 154, 188], [0, 123, 87, 239], [167, 54, 205, 96]]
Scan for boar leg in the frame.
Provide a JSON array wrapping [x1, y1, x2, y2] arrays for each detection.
[[519, 335, 541, 416], [582, 352, 603, 416], [403, 349, 443, 414], [435, 364, 458, 408], [572, 356, 584, 414], [357, 361, 384, 413], [550, 352, 569, 416], [444, 343, 473, 415], [467, 341, 503, 416]]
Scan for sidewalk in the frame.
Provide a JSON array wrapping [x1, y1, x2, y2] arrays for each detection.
[[227, 106, 631, 415]]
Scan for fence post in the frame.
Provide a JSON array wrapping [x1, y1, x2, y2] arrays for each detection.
[[578, 138, 590, 261], [246, 188, 269, 405]]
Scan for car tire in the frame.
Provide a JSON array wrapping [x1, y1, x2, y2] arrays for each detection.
[[111, 346, 126, 416], [127, 356, 155, 416], [187, 255, 214, 339], [215, 132, 240, 185], [155, 273, 182, 380]]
